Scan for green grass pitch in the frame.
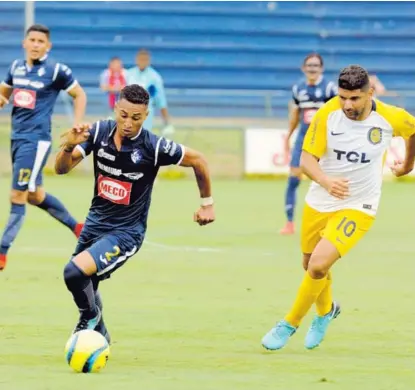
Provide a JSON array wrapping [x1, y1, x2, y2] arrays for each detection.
[[0, 175, 414, 389]]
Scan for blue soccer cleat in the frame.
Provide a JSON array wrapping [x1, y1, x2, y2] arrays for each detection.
[[73, 308, 102, 334], [261, 320, 297, 350], [305, 301, 341, 350]]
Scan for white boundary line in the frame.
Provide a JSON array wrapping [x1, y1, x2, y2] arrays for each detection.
[[14, 239, 278, 258]]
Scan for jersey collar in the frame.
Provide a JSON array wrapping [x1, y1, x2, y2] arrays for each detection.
[[25, 54, 48, 71], [130, 127, 143, 141], [109, 125, 143, 151]]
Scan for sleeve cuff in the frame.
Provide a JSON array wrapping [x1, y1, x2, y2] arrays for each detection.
[[75, 145, 86, 158], [176, 145, 185, 165], [65, 80, 78, 92]]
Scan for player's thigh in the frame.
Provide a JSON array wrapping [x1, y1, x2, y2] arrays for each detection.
[[11, 139, 51, 193], [11, 140, 35, 192], [323, 209, 375, 257], [301, 204, 332, 256], [82, 233, 141, 281]]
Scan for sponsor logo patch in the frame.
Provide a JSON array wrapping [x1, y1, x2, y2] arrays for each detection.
[[13, 89, 36, 109], [97, 175, 132, 205]]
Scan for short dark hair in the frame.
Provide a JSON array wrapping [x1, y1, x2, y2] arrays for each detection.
[[338, 65, 370, 91], [26, 24, 50, 38], [303, 53, 324, 67], [110, 56, 121, 62], [120, 85, 149, 106]]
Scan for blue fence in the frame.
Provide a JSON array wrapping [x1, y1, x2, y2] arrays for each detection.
[[0, 1, 414, 117]]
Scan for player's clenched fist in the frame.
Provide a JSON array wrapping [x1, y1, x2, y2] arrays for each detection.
[[323, 176, 350, 199], [60, 123, 91, 148], [390, 159, 413, 178], [194, 205, 215, 226]]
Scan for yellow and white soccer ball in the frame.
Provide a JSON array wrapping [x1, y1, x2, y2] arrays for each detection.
[[65, 329, 110, 373]]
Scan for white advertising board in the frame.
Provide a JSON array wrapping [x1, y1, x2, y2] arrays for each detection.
[[244, 128, 415, 177]]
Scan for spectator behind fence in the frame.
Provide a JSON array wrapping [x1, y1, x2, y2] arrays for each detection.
[[369, 74, 398, 97], [100, 57, 127, 112], [126, 49, 174, 136]]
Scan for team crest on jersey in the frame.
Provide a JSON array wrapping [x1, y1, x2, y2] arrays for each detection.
[[37, 67, 45, 77], [368, 127, 382, 145], [131, 149, 142, 164]]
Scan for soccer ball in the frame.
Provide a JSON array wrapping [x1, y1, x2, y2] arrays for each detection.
[[65, 329, 110, 373]]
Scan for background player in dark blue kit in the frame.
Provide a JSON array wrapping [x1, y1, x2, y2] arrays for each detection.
[[55, 84, 215, 343], [279, 53, 337, 235], [0, 24, 87, 270]]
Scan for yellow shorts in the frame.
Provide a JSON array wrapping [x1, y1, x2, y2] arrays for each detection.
[[301, 204, 375, 257]]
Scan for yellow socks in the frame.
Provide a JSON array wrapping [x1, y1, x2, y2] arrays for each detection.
[[315, 271, 333, 316], [284, 272, 328, 327]]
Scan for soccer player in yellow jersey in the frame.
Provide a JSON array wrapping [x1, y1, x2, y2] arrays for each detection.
[[262, 65, 415, 350]]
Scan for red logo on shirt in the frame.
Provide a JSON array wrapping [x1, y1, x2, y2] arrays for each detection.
[[303, 108, 318, 125], [97, 175, 132, 205], [13, 89, 36, 109]]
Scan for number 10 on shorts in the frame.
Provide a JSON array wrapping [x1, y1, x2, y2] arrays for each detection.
[[336, 217, 357, 238]]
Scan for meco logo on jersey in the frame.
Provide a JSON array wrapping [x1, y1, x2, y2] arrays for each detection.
[[333, 149, 370, 164], [97, 175, 132, 205], [13, 89, 36, 109]]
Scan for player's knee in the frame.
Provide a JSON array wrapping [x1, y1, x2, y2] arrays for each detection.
[[27, 192, 42, 205], [307, 255, 330, 279], [27, 188, 45, 206], [10, 189, 28, 205], [63, 260, 87, 290]]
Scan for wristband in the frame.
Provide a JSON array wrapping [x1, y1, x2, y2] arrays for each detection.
[[201, 197, 214, 207]]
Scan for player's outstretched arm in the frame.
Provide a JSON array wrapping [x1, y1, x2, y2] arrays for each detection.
[[55, 124, 91, 174], [67, 84, 87, 125], [285, 103, 300, 153], [179, 147, 215, 226], [301, 151, 349, 200], [391, 135, 415, 177], [0, 84, 12, 109], [390, 108, 415, 177]]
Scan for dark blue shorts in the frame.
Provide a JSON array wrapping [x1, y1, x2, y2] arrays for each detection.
[[290, 133, 306, 168], [11, 139, 51, 192], [72, 228, 142, 281]]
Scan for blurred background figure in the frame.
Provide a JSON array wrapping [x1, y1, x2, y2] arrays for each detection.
[[280, 53, 337, 235], [100, 57, 126, 114], [369, 73, 397, 97], [369, 74, 387, 96], [127, 49, 174, 136]]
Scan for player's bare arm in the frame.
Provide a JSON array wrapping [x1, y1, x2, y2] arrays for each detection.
[[55, 124, 91, 174], [179, 147, 215, 226], [0, 84, 13, 108], [67, 84, 87, 125], [285, 103, 300, 152], [301, 151, 349, 199], [391, 135, 415, 177]]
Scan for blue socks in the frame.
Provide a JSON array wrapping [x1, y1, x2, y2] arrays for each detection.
[[36, 193, 77, 231], [0, 203, 26, 255], [64, 261, 97, 319], [285, 176, 300, 222]]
